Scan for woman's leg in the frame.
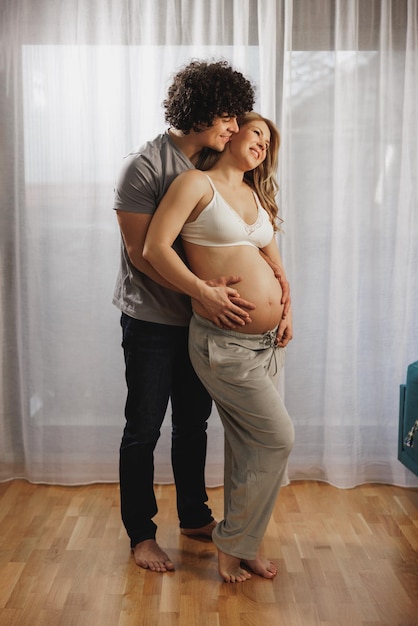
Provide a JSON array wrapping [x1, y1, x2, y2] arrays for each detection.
[[189, 314, 295, 578]]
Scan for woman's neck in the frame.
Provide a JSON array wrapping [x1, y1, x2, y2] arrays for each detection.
[[207, 161, 245, 187]]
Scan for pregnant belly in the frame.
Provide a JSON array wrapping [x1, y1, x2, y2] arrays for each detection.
[[189, 246, 284, 334], [230, 267, 284, 334]]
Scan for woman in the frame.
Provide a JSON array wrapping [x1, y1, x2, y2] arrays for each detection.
[[144, 112, 295, 583]]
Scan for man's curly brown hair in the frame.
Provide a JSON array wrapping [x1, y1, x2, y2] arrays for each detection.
[[163, 60, 255, 133]]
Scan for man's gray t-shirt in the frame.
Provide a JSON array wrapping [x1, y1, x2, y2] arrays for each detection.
[[113, 132, 194, 326]]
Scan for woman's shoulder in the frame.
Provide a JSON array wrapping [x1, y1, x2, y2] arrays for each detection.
[[179, 168, 208, 182], [164, 167, 212, 207], [172, 168, 211, 191]]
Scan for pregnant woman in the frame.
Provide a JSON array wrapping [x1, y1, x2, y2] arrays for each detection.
[[144, 112, 295, 583]]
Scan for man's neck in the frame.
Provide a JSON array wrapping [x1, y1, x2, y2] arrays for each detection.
[[168, 128, 202, 165]]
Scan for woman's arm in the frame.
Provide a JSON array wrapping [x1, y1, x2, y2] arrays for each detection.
[[261, 238, 293, 347], [117, 211, 183, 291], [259, 247, 291, 317], [143, 170, 254, 328]]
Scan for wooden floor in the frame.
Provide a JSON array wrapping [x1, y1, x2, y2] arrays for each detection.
[[0, 480, 417, 626]]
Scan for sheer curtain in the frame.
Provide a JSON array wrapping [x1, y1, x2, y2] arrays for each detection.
[[1, 0, 417, 488]]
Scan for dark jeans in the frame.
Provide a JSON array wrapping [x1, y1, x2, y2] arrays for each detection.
[[119, 313, 213, 548]]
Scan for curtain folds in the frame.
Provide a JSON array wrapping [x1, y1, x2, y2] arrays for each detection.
[[1, 0, 417, 488]]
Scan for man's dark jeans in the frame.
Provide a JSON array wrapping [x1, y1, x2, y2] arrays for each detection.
[[119, 313, 213, 548]]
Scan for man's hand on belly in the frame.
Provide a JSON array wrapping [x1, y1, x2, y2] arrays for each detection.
[[204, 276, 256, 328]]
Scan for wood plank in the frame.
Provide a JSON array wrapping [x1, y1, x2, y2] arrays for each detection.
[[0, 480, 416, 626]]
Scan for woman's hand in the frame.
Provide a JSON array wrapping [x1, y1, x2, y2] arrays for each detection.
[[275, 306, 293, 347], [277, 272, 291, 318]]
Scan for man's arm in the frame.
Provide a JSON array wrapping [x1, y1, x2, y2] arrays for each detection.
[[117, 206, 255, 328]]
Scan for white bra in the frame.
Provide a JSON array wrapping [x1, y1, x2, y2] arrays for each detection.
[[181, 175, 274, 248]]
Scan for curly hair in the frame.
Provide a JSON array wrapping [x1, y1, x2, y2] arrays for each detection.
[[163, 60, 255, 133]]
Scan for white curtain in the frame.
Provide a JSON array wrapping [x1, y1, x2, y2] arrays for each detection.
[[1, 0, 417, 489]]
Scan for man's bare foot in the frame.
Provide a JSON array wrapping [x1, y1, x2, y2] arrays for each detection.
[[180, 520, 217, 539], [218, 550, 252, 583], [242, 554, 277, 579], [132, 539, 175, 572]]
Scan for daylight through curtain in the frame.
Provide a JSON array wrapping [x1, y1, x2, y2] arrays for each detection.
[[0, 0, 417, 488]]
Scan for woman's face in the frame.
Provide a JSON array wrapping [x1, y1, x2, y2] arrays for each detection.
[[229, 119, 271, 169]]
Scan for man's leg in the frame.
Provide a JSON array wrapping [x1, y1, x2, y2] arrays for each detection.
[[170, 325, 215, 533], [119, 314, 177, 570]]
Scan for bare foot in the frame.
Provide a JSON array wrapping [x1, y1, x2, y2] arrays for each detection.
[[242, 553, 277, 579], [180, 520, 217, 539], [132, 539, 175, 572], [218, 550, 252, 583]]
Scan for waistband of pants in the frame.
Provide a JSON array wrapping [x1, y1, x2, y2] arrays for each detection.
[[192, 312, 278, 349]]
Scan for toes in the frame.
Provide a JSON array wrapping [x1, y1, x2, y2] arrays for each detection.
[[139, 560, 174, 572], [267, 561, 278, 576], [132, 540, 175, 572], [222, 569, 251, 583], [242, 558, 278, 579]]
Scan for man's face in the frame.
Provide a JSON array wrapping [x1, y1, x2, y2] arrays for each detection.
[[196, 115, 240, 152]]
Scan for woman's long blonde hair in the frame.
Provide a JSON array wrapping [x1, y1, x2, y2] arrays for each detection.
[[196, 112, 282, 231], [240, 112, 281, 231]]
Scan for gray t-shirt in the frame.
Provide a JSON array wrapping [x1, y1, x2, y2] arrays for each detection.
[[112, 132, 194, 326]]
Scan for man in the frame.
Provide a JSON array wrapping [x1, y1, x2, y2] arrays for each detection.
[[113, 60, 259, 572]]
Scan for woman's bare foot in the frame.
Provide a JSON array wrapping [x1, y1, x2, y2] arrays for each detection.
[[132, 539, 175, 572], [242, 553, 277, 579], [180, 520, 217, 538], [218, 550, 252, 583]]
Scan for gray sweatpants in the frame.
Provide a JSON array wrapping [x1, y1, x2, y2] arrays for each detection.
[[189, 313, 295, 560]]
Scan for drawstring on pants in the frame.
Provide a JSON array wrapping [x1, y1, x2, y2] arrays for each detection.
[[262, 329, 278, 376]]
